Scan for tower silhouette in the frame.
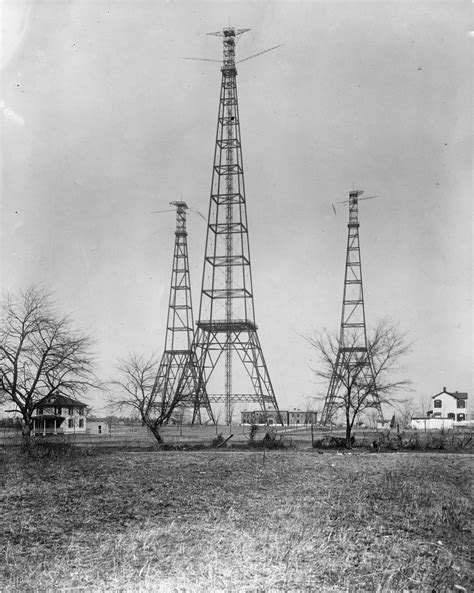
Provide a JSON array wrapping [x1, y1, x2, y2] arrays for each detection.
[[320, 190, 383, 425], [173, 27, 282, 425], [151, 201, 214, 424]]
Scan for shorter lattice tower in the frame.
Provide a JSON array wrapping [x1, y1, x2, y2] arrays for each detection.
[[320, 190, 383, 425], [151, 201, 214, 424]]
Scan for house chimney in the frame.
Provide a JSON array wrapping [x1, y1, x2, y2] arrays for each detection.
[[443, 386, 446, 392]]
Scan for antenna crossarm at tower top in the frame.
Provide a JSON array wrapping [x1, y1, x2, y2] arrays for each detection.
[[348, 190, 362, 228], [207, 27, 251, 38], [170, 200, 188, 236], [208, 27, 250, 77]]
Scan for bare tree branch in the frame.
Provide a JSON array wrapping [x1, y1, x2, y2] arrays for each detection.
[[110, 353, 164, 443], [307, 318, 412, 447]]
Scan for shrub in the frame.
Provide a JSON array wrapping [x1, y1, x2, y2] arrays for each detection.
[[312, 435, 355, 449], [212, 433, 226, 448], [21, 438, 76, 459], [247, 427, 288, 450], [249, 424, 258, 442]]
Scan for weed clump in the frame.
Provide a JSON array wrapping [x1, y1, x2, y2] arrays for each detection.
[[247, 427, 288, 450], [373, 429, 473, 452], [21, 438, 75, 458], [249, 423, 259, 442], [212, 433, 226, 448], [312, 435, 355, 449], [18, 437, 99, 459]]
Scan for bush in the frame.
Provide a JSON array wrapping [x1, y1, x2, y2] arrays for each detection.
[[212, 433, 226, 448], [370, 429, 473, 452], [21, 438, 76, 459], [312, 435, 355, 449], [249, 424, 258, 442], [247, 427, 288, 450]]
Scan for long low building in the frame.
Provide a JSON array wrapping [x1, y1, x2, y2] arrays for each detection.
[[241, 409, 317, 426], [411, 417, 455, 430]]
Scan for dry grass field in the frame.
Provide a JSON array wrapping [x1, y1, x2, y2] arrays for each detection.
[[1, 447, 472, 592]]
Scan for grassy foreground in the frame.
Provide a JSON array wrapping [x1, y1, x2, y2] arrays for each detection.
[[1, 449, 472, 592]]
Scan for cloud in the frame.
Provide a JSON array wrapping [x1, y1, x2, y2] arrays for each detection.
[[1, 100, 25, 126], [0, 3, 33, 69]]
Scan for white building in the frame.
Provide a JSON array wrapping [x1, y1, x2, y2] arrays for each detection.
[[411, 387, 471, 429], [87, 420, 111, 435], [428, 387, 470, 424], [411, 417, 454, 431]]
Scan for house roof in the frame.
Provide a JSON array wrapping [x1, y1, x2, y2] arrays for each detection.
[[432, 388, 468, 400], [37, 393, 87, 408]]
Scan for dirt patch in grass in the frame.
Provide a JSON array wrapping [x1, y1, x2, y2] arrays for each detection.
[[1, 449, 472, 591]]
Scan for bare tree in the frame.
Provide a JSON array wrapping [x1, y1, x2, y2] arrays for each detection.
[[394, 397, 417, 429], [308, 319, 411, 447], [0, 286, 97, 439], [111, 353, 164, 443]]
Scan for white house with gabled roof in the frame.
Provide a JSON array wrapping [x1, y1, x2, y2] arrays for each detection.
[[427, 387, 470, 424], [411, 387, 471, 430]]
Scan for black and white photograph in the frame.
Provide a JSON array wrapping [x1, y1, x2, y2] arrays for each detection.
[[1, 1, 472, 591]]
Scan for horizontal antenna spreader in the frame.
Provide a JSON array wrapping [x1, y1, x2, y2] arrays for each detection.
[[178, 26, 283, 72]]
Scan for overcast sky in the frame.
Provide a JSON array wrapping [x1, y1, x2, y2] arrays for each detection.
[[1, 1, 471, 416]]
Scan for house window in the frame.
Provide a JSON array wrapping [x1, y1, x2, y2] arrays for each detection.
[[68, 408, 74, 415], [457, 414, 465, 422], [447, 413, 455, 419], [457, 400, 466, 409], [54, 406, 62, 415], [78, 408, 84, 416], [78, 419, 84, 428], [433, 400, 442, 408], [38, 409, 43, 416], [68, 419, 73, 428]]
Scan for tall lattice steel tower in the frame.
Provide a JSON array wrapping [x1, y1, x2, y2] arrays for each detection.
[[320, 190, 383, 425], [151, 201, 214, 424], [172, 27, 282, 425]]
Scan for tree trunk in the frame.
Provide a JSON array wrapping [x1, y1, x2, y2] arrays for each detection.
[[345, 408, 352, 449], [148, 422, 163, 444], [21, 414, 34, 439], [20, 414, 35, 454]]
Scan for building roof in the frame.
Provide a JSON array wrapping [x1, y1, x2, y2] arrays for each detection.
[[37, 393, 87, 408], [432, 387, 468, 400]]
